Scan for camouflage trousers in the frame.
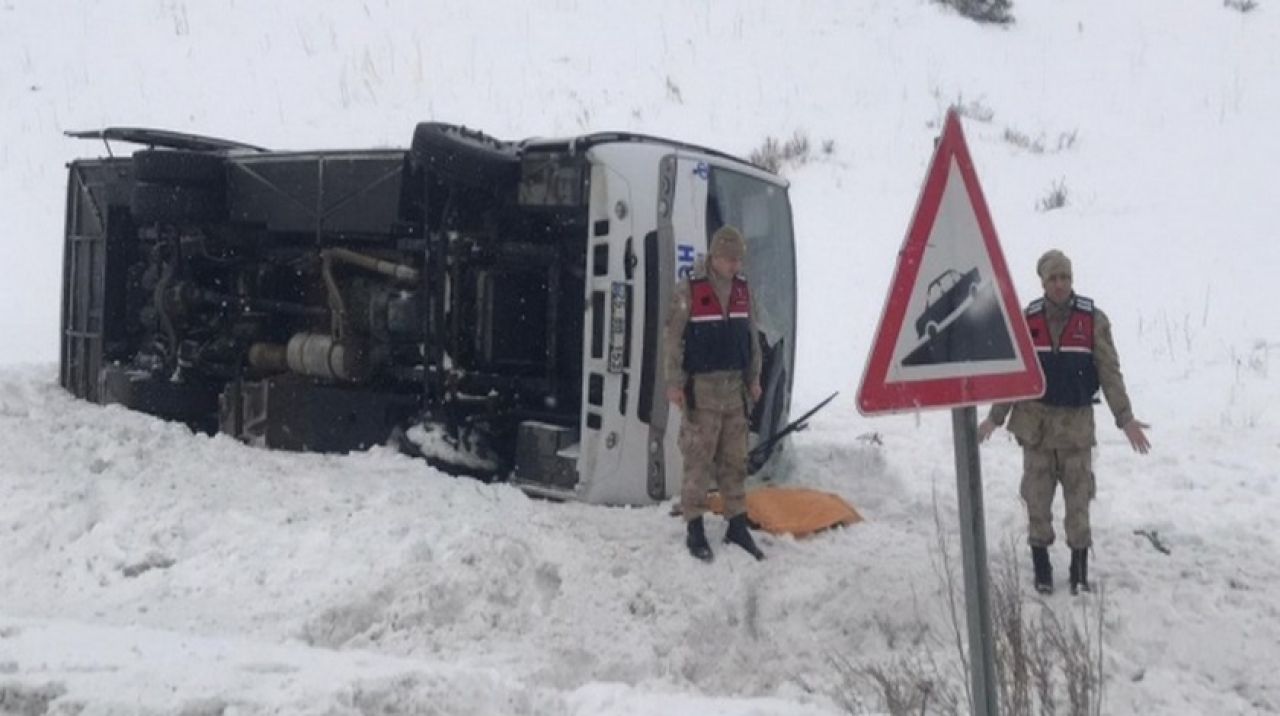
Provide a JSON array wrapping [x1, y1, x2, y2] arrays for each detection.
[[1020, 446, 1095, 549], [679, 376, 749, 521]]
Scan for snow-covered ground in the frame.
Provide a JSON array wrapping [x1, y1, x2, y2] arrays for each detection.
[[2, 1, 1279, 713]]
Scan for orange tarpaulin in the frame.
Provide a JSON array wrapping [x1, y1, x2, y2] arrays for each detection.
[[707, 487, 862, 538]]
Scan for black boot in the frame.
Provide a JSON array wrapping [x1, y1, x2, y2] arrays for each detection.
[[1070, 548, 1091, 595], [686, 516, 713, 562], [1031, 546, 1053, 595], [725, 513, 765, 560]]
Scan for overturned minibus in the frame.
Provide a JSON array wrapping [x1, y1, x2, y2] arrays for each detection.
[[59, 123, 796, 505]]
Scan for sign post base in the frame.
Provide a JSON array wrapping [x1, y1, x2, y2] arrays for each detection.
[[952, 405, 999, 716]]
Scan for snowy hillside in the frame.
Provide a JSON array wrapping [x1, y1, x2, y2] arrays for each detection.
[[2, 1, 1279, 713]]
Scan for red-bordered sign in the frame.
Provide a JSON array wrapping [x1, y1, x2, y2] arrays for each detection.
[[857, 109, 1044, 415]]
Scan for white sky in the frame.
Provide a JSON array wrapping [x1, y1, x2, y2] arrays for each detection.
[[1, 1, 1278, 713]]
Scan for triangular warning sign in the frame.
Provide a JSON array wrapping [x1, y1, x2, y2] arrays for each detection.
[[857, 109, 1045, 415]]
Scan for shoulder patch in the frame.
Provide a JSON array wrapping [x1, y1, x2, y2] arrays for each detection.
[[1025, 298, 1046, 315], [1073, 295, 1094, 312]]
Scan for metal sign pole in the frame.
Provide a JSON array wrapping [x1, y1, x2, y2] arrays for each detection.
[[952, 405, 999, 716]]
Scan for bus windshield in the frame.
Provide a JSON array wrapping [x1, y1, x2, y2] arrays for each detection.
[[705, 168, 796, 353]]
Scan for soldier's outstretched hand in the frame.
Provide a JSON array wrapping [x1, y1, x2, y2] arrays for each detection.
[[1123, 419, 1151, 454], [977, 418, 998, 443]]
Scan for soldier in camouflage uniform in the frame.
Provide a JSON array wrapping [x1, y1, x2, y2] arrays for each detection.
[[979, 250, 1151, 594], [665, 225, 764, 562]]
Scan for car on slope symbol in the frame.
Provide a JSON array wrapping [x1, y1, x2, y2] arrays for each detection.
[[915, 267, 981, 339]]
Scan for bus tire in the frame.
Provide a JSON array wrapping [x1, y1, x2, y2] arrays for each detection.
[[410, 122, 519, 188], [131, 181, 224, 224]]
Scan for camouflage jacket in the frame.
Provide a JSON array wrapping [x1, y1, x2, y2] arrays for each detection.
[[988, 297, 1135, 449]]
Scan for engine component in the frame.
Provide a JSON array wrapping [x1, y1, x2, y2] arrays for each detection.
[[321, 247, 420, 284], [247, 342, 289, 373], [285, 332, 358, 381]]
